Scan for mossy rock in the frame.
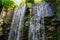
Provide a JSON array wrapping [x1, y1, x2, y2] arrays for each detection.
[[34, 0, 42, 4], [0, 27, 3, 36], [3, 18, 10, 24]]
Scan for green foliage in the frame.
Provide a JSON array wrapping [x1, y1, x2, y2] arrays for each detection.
[[20, 0, 34, 7], [0, 0, 17, 8], [26, 0, 34, 3], [34, 0, 42, 3], [56, 5, 60, 18], [57, 0, 60, 1], [0, 0, 2, 6], [20, 1, 26, 7], [44, 0, 55, 3], [20, 0, 42, 7]]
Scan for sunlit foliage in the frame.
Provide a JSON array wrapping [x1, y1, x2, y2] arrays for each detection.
[[2, 0, 17, 8]]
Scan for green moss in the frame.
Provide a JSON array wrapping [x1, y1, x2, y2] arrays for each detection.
[[26, 0, 34, 3], [3, 18, 10, 24], [56, 6, 60, 18], [0, 26, 3, 36]]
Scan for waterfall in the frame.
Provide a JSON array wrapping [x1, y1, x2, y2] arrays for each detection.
[[29, 2, 45, 40], [8, 1, 55, 40], [8, 4, 26, 40]]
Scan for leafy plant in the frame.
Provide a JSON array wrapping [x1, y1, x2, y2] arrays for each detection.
[[2, 0, 17, 8]]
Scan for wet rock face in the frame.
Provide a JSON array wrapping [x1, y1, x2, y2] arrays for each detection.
[[45, 16, 60, 40], [0, 9, 14, 40]]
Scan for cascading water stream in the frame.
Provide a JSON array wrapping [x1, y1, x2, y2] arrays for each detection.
[[8, 4, 26, 40], [29, 2, 45, 40], [29, 2, 54, 40]]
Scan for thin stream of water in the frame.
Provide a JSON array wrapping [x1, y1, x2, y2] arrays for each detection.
[[8, 4, 26, 40], [29, 2, 45, 40]]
